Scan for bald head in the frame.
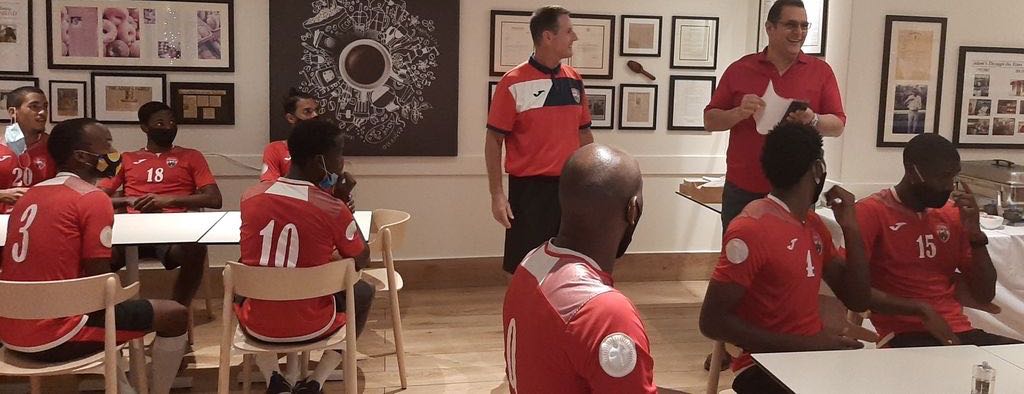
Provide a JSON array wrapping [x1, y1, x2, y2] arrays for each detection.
[[560, 144, 642, 216]]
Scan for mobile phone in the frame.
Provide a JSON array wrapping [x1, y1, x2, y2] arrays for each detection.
[[786, 100, 809, 115]]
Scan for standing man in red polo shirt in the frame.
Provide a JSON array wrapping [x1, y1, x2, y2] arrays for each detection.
[[704, 0, 846, 231], [486, 5, 594, 274]]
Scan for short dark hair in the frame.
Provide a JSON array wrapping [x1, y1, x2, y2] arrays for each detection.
[[49, 118, 99, 166], [283, 87, 315, 115], [761, 122, 823, 189], [530, 6, 570, 45], [287, 119, 344, 167], [137, 101, 172, 124], [767, 0, 805, 23], [904, 133, 959, 172], [6, 86, 45, 109]]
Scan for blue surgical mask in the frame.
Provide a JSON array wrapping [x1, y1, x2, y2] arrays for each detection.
[[5, 113, 26, 155], [318, 155, 339, 190]]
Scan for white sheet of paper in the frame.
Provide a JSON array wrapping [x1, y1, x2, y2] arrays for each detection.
[[754, 80, 795, 135]]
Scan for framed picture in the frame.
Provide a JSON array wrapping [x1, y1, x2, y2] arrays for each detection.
[[0, 76, 38, 122], [566, 13, 615, 79], [620, 15, 661, 57], [669, 76, 716, 131], [91, 72, 166, 124], [0, 0, 32, 74], [488, 81, 499, 110], [876, 15, 947, 147], [757, 0, 828, 56], [952, 47, 1024, 149], [670, 16, 719, 70], [47, 0, 233, 72], [585, 85, 615, 130], [619, 84, 657, 130], [489, 10, 532, 77], [49, 80, 88, 122], [169, 82, 234, 125]]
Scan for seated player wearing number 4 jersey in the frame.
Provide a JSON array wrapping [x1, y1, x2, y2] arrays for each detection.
[[99, 102, 223, 310], [0, 118, 188, 394], [240, 119, 375, 394], [503, 144, 656, 393]]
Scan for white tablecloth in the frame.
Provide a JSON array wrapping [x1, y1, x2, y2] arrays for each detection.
[[965, 225, 1024, 341]]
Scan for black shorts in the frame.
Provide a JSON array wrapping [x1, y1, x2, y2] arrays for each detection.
[[733, 364, 793, 394], [889, 329, 1023, 348], [14, 299, 154, 363], [503, 176, 561, 274]]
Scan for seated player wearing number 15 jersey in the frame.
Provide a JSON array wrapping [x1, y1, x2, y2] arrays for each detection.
[[239, 119, 375, 393], [98, 101, 222, 309]]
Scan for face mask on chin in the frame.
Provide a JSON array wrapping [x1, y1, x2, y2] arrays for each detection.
[[317, 154, 340, 191], [76, 150, 122, 178], [147, 128, 177, 148], [812, 160, 827, 208]]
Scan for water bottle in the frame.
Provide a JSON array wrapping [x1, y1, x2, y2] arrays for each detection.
[[972, 361, 996, 394]]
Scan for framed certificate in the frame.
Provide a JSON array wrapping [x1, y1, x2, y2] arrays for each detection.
[[670, 16, 718, 70], [669, 76, 716, 131]]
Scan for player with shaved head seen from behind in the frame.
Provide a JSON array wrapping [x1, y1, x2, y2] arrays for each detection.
[[502, 144, 655, 393]]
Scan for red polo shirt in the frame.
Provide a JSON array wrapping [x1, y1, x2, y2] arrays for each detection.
[[705, 51, 846, 194]]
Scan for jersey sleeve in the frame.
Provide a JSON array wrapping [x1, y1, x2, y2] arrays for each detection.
[[564, 292, 657, 394], [77, 191, 115, 259], [188, 151, 218, 189], [819, 63, 847, 124], [854, 199, 882, 262], [705, 64, 736, 112], [579, 84, 593, 129], [331, 204, 365, 258], [487, 77, 517, 134], [260, 143, 282, 182], [0, 155, 19, 189], [96, 162, 125, 193], [711, 218, 767, 288]]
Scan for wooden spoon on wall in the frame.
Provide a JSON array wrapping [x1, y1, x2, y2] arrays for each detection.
[[627, 60, 656, 81]]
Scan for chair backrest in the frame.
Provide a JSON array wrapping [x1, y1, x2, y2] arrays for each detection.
[[224, 259, 356, 301], [369, 209, 410, 250], [0, 274, 139, 319]]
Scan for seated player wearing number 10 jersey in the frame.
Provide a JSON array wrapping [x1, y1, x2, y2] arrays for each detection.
[[239, 119, 375, 394]]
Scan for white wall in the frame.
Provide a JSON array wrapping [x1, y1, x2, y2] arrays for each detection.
[[841, 0, 1024, 197]]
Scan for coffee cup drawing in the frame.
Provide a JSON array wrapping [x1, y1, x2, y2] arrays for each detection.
[[339, 39, 393, 91]]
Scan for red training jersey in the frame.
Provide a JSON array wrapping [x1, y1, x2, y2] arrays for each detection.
[[711, 196, 839, 371], [237, 178, 365, 342], [487, 57, 592, 177], [98, 146, 217, 213], [0, 143, 25, 213], [856, 188, 974, 338], [260, 140, 290, 182], [502, 241, 656, 393], [0, 173, 115, 352]]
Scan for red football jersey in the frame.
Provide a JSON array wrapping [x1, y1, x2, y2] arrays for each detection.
[[0, 173, 115, 352], [24, 133, 57, 186], [260, 140, 290, 182], [711, 196, 839, 371], [502, 241, 656, 394], [237, 178, 365, 342], [98, 146, 217, 213], [0, 143, 24, 213], [856, 188, 974, 338]]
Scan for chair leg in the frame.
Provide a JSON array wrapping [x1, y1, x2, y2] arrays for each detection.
[[242, 354, 253, 394], [187, 307, 195, 345], [29, 376, 41, 394], [202, 255, 215, 319], [300, 352, 310, 380], [390, 289, 408, 388], [706, 341, 726, 394], [130, 339, 149, 394]]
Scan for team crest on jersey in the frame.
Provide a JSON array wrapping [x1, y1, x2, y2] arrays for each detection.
[[812, 232, 824, 255], [34, 159, 45, 169], [571, 88, 581, 104], [935, 224, 950, 243], [598, 332, 637, 378], [166, 158, 178, 168]]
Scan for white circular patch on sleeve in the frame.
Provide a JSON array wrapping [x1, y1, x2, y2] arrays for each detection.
[[260, 164, 268, 174], [99, 226, 113, 248], [345, 221, 358, 241], [725, 238, 749, 264], [599, 332, 637, 378]]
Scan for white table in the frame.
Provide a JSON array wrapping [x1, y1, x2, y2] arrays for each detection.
[[983, 343, 1024, 370], [112, 212, 227, 283], [197, 210, 372, 244], [753, 345, 1024, 393], [966, 225, 1024, 341]]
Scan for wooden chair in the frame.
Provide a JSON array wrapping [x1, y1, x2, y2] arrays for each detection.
[[0, 274, 147, 394], [362, 209, 411, 389], [217, 259, 359, 394]]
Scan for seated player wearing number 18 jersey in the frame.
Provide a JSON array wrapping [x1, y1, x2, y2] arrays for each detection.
[[98, 101, 222, 309], [239, 119, 375, 394], [503, 144, 656, 393], [699, 123, 873, 394], [0, 118, 188, 394]]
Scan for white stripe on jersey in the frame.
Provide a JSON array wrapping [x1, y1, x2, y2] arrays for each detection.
[[509, 79, 553, 114], [266, 181, 310, 202]]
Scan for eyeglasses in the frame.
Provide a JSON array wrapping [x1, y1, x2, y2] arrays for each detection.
[[776, 21, 811, 32]]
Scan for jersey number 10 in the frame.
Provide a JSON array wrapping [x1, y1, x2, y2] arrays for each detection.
[[258, 220, 299, 268]]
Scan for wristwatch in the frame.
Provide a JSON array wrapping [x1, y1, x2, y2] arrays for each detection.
[[810, 113, 820, 129]]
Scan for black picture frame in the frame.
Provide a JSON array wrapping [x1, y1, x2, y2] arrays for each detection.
[[668, 75, 717, 131], [585, 85, 615, 130], [0, 0, 33, 74], [46, 0, 235, 72], [90, 72, 167, 124], [169, 82, 235, 125], [488, 81, 499, 111], [876, 15, 947, 148], [0, 76, 39, 123], [489, 10, 533, 77], [567, 13, 615, 79], [952, 46, 1024, 149], [620, 15, 662, 57], [670, 16, 719, 70], [619, 84, 658, 130], [49, 80, 88, 123]]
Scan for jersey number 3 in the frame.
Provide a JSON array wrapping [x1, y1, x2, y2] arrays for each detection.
[[10, 204, 38, 263]]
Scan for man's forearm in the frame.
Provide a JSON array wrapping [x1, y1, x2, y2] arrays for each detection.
[[703, 108, 743, 132], [484, 131, 506, 196], [702, 314, 822, 353], [816, 114, 845, 137], [965, 243, 998, 303]]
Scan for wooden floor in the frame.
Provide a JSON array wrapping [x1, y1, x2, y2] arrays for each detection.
[[11, 281, 733, 393]]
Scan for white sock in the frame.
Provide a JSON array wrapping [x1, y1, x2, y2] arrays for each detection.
[[253, 353, 282, 383], [149, 333, 187, 394], [285, 353, 300, 384], [117, 354, 138, 394], [312, 350, 344, 386]]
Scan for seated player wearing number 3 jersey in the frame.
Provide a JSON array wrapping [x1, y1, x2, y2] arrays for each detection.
[[239, 119, 375, 394], [0, 118, 188, 394], [502, 144, 656, 393], [98, 102, 223, 310]]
